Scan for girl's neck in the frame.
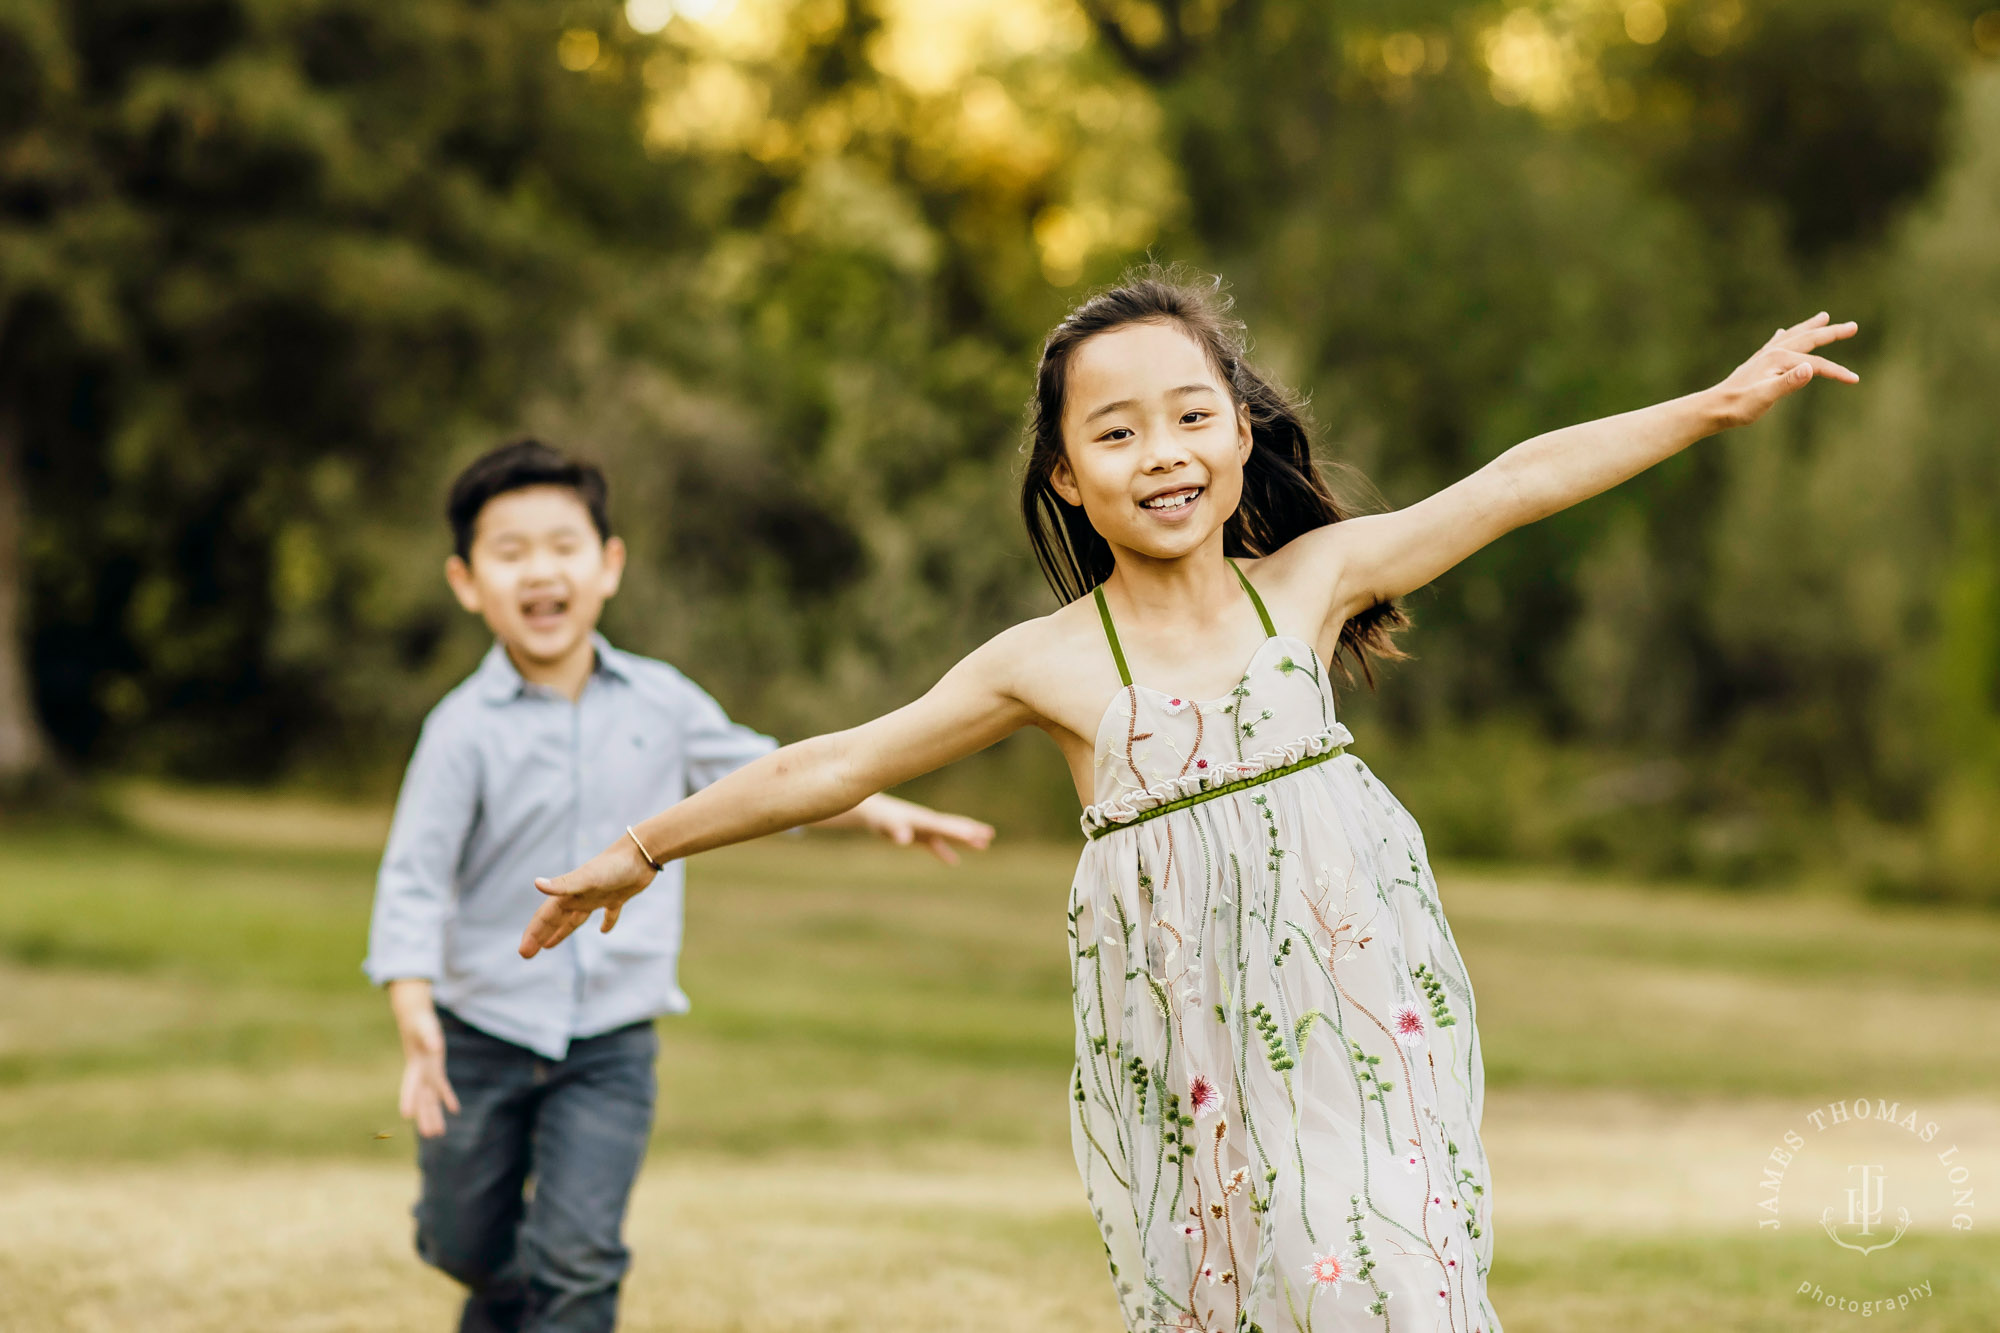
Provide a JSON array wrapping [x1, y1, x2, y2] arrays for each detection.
[[1101, 530, 1244, 628]]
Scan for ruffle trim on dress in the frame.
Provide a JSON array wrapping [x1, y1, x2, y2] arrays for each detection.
[[1079, 723, 1355, 837]]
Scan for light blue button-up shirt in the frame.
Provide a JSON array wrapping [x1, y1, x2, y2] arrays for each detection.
[[362, 634, 777, 1059]]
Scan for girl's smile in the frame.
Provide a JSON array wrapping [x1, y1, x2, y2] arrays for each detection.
[[1139, 484, 1204, 519]]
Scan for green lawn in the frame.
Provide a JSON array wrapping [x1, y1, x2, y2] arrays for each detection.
[[1, 810, 1996, 1329]]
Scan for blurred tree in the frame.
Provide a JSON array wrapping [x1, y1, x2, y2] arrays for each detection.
[[2, 0, 1992, 870], [1, 0, 692, 781], [512, 1, 1173, 737], [0, 0, 71, 788], [1705, 67, 2000, 901], [1071, 0, 1975, 872]]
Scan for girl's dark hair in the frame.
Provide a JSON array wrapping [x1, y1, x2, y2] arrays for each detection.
[[1021, 266, 1407, 685]]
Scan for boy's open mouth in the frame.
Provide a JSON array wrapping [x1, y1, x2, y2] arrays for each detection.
[[1140, 485, 1203, 512], [520, 596, 571, 627]]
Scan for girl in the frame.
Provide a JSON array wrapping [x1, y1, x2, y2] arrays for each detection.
[[519, 273, 1857, 1332]]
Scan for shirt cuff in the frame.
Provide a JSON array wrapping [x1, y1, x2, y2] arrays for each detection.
[[362, 953, 442, 986]]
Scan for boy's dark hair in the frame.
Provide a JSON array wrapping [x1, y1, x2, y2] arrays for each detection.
[[447, 439, 612, 561], [1021, 264, 1407, 686]]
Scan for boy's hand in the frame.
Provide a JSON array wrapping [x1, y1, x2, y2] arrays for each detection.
[[521, 835, 659, 958], [844, 793, 996, 864], [1710, 312, 1859, 430], [388, 979, 460, 1139]]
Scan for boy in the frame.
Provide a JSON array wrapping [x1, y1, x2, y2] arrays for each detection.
[[364, 440, 992, 1332]]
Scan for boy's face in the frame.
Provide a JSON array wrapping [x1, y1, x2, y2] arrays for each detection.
[[445, 486, 626, 667]]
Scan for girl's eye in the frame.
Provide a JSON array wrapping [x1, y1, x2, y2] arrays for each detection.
[[1181, 410, 1209, 425], [1099, 427, 1133, 443]]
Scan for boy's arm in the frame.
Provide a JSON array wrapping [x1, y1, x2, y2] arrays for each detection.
[[523, 626, 1038, 957], [809, 794, 996, 865], [1307, 313, 1859, 628], [389, 978, 459, 1138], [674, 670, 995, 864], [366, 710, 481, 1136]]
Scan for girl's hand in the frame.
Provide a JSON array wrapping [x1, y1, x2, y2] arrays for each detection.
[[1710, 312, 1859, 430], [519, 837, 658, 958], [848, 792, 996, 864]]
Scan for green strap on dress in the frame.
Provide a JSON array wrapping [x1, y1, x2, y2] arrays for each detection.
[[1087, 560, 1332, 840], [1092, 584, 1133, 688], [1091, 559, 1274, 683], [1229, 558, 1277, 637]]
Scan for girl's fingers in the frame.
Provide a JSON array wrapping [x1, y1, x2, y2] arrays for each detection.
[[1776, 320, 1857, 354], [1809, 355, 1859, 382], [1774, 311, 1830, 345], [440, 1076, 461, 1116], [599, 903, 622, 933], [520, 903, 580, 957]]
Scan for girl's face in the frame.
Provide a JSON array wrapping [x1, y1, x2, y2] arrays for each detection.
[[1051, 320, 1252, 565]]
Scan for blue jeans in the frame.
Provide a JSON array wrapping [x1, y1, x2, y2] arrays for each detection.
[[415, 1009, 658, 1333]]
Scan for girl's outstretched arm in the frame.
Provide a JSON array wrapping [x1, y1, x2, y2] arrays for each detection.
[[1312, 312, 1859, 626], [518, 627, 1041, 957]]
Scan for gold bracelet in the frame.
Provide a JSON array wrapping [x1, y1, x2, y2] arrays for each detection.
[[625, 825, 665, 872]]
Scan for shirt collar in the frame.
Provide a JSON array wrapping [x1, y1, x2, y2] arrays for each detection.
[[477, 633, 631, 703]]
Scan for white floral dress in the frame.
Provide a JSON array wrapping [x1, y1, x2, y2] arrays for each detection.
[[1069, 563, 1501, 1333]]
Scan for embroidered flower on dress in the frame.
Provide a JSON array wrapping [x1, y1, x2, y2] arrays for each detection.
[[1402, 1151, 1422, 1174], [1188, 1073, 1224, 1119], [1437, 1287, 1452, 1307], [1193, 758, 1210, 771], [1392, 1005, 1427, 1046], [1304, 1251, 1351, 1289], [1160, 697, 1191, 715]]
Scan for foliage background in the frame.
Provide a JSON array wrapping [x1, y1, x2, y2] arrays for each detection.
[[7, 0, 2000, 898]]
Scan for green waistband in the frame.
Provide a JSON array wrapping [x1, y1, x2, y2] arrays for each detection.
[[1084, 746, 1345, 840]]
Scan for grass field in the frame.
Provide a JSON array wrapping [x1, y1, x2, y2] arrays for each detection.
[[1, 794, 1997, 1330]]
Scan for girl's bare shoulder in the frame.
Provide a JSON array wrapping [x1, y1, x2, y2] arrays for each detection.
[[963, 597, 1123, 739], [971, 597, 1108, 679]]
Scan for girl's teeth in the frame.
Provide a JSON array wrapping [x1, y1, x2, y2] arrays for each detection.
[[1145, 490, 1198, 510]]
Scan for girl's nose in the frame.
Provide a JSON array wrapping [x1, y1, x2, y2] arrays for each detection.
[[1140, 433, 1191, 472]]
